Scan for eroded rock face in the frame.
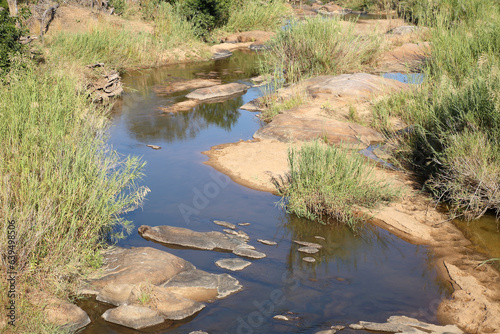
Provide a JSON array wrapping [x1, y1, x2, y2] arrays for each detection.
[[138, 225, 243, 251], [186, 83, 249, 101], [90, 247, 195, 289], [349, 315, 463, 334], [102, 305, 164, 330]]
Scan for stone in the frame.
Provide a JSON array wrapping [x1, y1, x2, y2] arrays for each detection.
[[162, 269, 243, 299], [273, 315, 290, 321], [349, 315, 463, 334], [138, 225, 243, 251], [190, 332, 209, 334], [303, 257, 316, 263], [97, 283, 134, 306], [128, 284, 205, 320], [293, 240, 322, 248], [212, 50, 233, 60], [213, 220, 236, 229], [387, 25, 419, 35], [314, 236, 326, 240], [89, 247, 195, 290], [315, 330, 336, 334], [257, 239, 277, 246], [158, 100, 199, 113], [102, 305, 164, 329], [240, 99, 264, 111], [298, 247, 320, 254], [378, 42, 431, 72], [153, 78, 220, 95], [215, 258, 251, 271], [233, 245, 266, 259], [146, 144, 161, 150], [44, 299, 90, 332], [331, 325, 345, 330], [186, 83, 249, 101], [224, 229, 249, 241], [238, 222, 251, 226]]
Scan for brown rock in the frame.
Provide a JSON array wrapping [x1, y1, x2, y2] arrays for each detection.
[[186, 83, 249, 101], [97, 283, 134, 306], [158, 100, 199, 113], [153, 78, 220, 95], [44, 299, 90, 332], [224, 31, 275, 44], [90, 247, 195, 290], [102, 305, 164, 329]]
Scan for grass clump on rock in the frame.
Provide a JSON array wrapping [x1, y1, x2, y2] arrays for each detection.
[[275, 141, 399, 227]]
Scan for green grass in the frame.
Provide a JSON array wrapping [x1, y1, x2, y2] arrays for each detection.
[[372, 0, 500, 220], [225, 0, 291, 32], [261, 16, 382, 83], [275, 141, 399, 227], [0, 62, 148, 332]]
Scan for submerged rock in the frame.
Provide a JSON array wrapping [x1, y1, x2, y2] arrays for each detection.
[[213, 220, 236, 229], [257, 239, 277, 246], [293, 240, 322, 248], [102, 305, 164, 330], [303, 257, 316, 263], [233, 245, 266, 259], [215, 258, 252, 271], [349, 315, 463, 333], [224, 228, 249, 241], [138, 225, 243, 251], [153, 78, 220, 95], [297, 247, 320, 254], [186, 83, 249, 101]]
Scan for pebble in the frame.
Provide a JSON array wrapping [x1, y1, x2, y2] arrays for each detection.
[[293, 240, 322, 248], [302, 257, 316, 263], [298, 246, 320, 254], [213, 220, 236, 229], [257, 239, 277, 246], [273, 315, 290, 321]]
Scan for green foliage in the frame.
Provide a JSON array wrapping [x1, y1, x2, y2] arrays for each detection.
[[275, 141, 399, 227], [109, 0, 127, 15], [262, 16, 382, 83], [0, 9, 23, 74], [0, 63, 148, 297], [225, 0, 291, 32], [0, 0, 8, 9], [372, 0, 500, 220], [178, 0, 232, 39]]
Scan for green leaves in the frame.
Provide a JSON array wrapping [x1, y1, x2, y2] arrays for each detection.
[[0, 9, 23, 74]]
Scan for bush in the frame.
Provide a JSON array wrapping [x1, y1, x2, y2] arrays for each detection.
[[275, 141, 399, 227], [178, 0, 232, 39], [261, 16, 382, 83], [0, 9, 23, 74], [225, 0, 290, 33]]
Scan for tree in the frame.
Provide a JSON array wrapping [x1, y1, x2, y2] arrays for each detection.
[[6, 0, 17, 16]]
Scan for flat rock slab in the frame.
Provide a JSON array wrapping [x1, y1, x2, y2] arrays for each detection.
[[214, 220, 236, 229], [102, 305, 164, 329], [186, 83, 249, 101], [158, 100, 199, 113], [293, 240, 322, 248], [153, 78, 220, 95], [254, 114, 385, 149], [298, 247, 320, 254], [90, 247, 194, 290], [224, 228, 249, 241], [162, 269, 243, 299], [305, 73, 409, 101], [233, 246, 266, 259], [138, 225, 243, 251], [303, 257, 316, 263], [240, 99, 263, 111], [257, 239, 277, 246], [349, 315, 463, 333], [215, 258, 252, 271]]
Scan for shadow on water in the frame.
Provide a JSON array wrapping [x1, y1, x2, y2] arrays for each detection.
[[78, 50, 451, 334]]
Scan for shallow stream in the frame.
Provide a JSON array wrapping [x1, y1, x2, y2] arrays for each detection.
[[79, 51, 451, 334]]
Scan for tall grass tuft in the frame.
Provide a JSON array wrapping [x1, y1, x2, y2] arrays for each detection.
[[372, 0, 500, 220], [0, 63, 148, 329], [275, 141, 399, 227], [225, 0, 291, 32], [262, 16, 382, 83]]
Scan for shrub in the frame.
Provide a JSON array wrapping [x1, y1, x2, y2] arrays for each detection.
[[225, 0, 290, 32], [0, 9, 23, 74], [178, 0, 232, 39], [275, 141, 399, 227]]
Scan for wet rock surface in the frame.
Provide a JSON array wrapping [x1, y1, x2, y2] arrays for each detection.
[[153, 78, 220, 95], [293, 240, 322, 248], [297, 246, 320, 254], [215, 258, 252, 271], [257, 239, 277, 246], [302, 257, 316, 263], [186, 82, 249, 101], [43, 297, 91, 332], [138, 225, 243, 251], [349, 315, 463, 333], [232, 245, 267, 259], [213, 220, 236, 229]]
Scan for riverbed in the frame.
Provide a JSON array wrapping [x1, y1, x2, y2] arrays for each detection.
[[78, 50, 451, 334]]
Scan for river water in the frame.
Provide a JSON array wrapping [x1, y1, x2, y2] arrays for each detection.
[[79, 50, 451, 334]]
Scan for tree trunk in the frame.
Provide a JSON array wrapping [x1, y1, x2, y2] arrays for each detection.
[[6, 0, 17, 16]]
